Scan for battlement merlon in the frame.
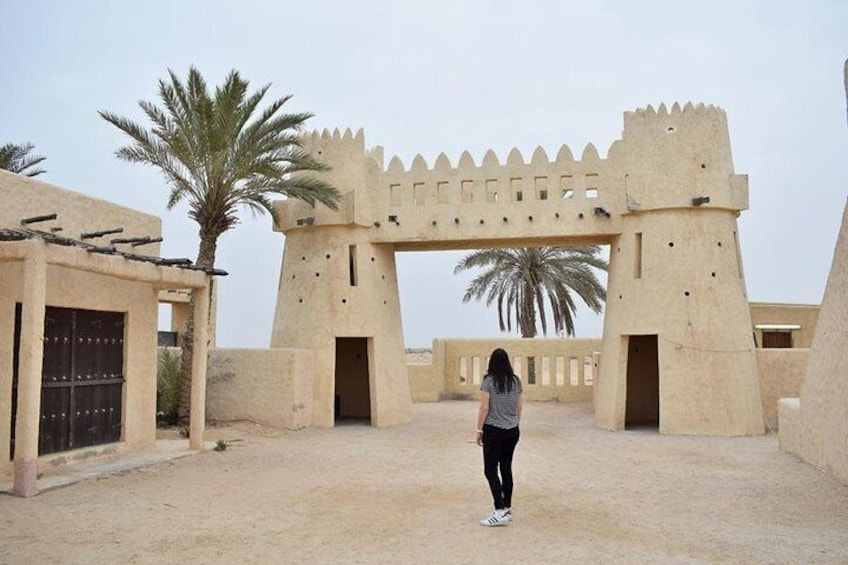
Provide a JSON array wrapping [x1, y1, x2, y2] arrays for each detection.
[[273, 127, 382, 233]]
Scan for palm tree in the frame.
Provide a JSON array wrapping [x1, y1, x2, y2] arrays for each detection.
[[454, 246, 607, 338], [100, 66, 339, 424], [0, 142, 46, 176]]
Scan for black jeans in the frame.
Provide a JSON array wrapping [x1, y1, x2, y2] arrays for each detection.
[[482, 424, 520, 510]]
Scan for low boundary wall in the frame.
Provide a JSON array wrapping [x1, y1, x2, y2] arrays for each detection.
[[205, 348, 315, 430], [411, 338, 601, 403]]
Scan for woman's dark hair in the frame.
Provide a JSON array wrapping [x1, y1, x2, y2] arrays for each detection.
[[487, 348, 517, 393]]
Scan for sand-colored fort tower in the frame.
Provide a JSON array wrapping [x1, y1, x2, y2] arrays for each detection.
[[271, 102, 764, 436]]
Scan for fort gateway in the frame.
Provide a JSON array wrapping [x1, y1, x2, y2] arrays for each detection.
[[271, 102, 764, 436]]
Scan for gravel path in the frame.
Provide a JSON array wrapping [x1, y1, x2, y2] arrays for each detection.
[[2, 401, 847, 564]]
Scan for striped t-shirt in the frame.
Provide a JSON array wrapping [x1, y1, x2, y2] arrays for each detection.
[[480, 374, 523, 429]]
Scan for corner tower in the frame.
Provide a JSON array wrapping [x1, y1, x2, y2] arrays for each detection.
[[270, 129, 411, 428], [596, 103, 764, 435]]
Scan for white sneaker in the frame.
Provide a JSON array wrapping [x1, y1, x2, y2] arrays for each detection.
[[479, 510, 509, 527], [504, 509, 513, 522]]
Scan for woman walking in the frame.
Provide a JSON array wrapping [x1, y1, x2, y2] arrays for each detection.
[[476, 348, 523, 527]]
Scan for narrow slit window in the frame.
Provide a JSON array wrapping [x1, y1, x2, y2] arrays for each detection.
[[472, 356, 481, 385], [635, 232, 643, 279], [733, 230, 743, 279], [348, 245, 358, 286], [459, 357, 467, 385], [527, 356, 536, 384]]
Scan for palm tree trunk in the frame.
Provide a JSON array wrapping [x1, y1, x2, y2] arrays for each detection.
[[520, 284, 538, 338], [176, 233, 218, 426]]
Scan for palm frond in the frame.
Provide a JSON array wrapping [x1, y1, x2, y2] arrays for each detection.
[[0, 142, 47, 176], [456, 245, 608, 337], [101, 66, 339, 254]]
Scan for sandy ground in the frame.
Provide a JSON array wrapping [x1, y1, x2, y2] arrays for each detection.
[[1, 401, 847, 564]]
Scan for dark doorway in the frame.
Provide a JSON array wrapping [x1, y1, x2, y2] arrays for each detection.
[[625, 334, 659, 429], [334, 337, 371, 423], [11, 305, 124, 457], [762, 331, 792, 349]]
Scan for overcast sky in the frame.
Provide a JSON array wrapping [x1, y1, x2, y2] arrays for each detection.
[[2, 1, 846, 348]]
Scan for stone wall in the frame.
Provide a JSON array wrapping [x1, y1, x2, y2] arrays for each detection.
[[756, 349, 809, 431], [205, 348, 315, 430]]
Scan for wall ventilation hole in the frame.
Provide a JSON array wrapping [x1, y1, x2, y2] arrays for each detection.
[[315, 272, 320, 277], [381, 275, 385, 280], [578, 213, 584, 219], [619, 295, 623, 300], [479, 219, 485, 224], [454, 217, 460, 224], [684, 291, 690, 297], [711, 272, 716, 278], [668, 242, 674, 247], [342, 299, 347, 304], [298, 298, 303, 303], [301, 256, 306, 261], [325, 254, 331, 259], [528, 215, 533, 221], [432, 220, 437, 226], [700, 163, 706, 169], [383, 300, 387, 305], [617, 247, 621, 252], [555, 212, 560, 218], [717, 242, 722, 247], [667, 126, 676, 133], [371, 257, 375, 262], [503, 217, 508, 223], [292, 275, 296, 279]]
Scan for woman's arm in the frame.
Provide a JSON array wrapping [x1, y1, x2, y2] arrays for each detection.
[[476, 391, 490, 446]]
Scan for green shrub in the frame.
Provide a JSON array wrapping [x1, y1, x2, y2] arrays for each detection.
[[157, 349, 182, 426]]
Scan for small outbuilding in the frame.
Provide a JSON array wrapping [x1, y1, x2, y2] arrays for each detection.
[[0, 170, 215, 497]]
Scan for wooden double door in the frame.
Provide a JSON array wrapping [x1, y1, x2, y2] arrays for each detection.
[[11, 305, 125, 457]]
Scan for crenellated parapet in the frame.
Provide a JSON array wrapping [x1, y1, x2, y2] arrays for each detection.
[[373, 139, 621, 249], [275, 102, 748, 246]]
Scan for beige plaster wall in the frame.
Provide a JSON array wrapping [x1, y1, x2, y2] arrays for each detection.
[[780, 201, 848, 485], [0, 170, 162, 257], [0, 263, 159, 479], [205, 348, 315, 430], [750, 303, 819, 348], [407, 363, 441, 402], [756, 349, 809, 431], [271, 226, 411, 428]]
